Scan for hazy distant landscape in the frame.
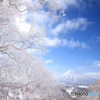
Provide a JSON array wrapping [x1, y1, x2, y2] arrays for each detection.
[[58, 70, 100, 100], [59, 70, 95, 86], [59, 76, 100, 100]]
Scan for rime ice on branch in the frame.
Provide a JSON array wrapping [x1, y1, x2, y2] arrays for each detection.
[[0, 0, 65, 100]]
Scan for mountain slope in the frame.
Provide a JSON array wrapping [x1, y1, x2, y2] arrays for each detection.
[[59, 70, 94, 86]]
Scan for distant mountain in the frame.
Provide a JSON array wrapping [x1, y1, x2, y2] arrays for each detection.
[[59, 70, 94, 86]]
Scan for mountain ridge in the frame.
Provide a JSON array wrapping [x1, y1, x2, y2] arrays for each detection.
[[59, 70, 94, 86]]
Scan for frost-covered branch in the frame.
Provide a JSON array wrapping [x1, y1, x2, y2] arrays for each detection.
[[0, 0, 65, 100]]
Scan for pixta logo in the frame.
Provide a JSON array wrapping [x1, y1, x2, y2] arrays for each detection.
[[88, 92, 98, 96], [71, 92, 98, 96]]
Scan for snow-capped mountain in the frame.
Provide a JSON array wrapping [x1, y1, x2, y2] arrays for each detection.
[[59, 70, 94, 86]]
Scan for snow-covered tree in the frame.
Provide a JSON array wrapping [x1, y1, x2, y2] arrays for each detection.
[[79, 79, 100, 100], [0, 0, 65, 99]]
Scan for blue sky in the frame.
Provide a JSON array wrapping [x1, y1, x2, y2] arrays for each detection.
[[18, 0, 100, 79], [42, 0, 100, 78]]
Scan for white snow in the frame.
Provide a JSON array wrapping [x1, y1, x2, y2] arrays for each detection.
[[59, 70, 94, 86], [78, 85, 88, 88]]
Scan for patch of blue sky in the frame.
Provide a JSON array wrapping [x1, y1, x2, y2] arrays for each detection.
[[41, 0, 100, 78], [20, 0, 100, 78]]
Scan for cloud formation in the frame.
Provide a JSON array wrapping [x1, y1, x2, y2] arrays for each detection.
[[62, 38, 89, 49], [42, 37, 89, 49], [44, 60, 53, 64], [96, 36, 100, 40], [78, 65, 87, 69], [17, 4, 90, 50], [56, 0, 82, 10], [92, 60, 100, 67], [52, 18, 92, 35], [85, 72, 100, 79], [44, 38, 61, 47]]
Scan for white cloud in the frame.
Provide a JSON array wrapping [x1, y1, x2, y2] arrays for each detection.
[[66, 18, 90, 30], [56, 0, 81, 10], [44, 38, 61, 47], [44, 60, 53, 64], [42, 37, 89, 49], [92, 61, 100, 67], [84, 61, 100, 79], [33, 11, 50, 26], [63, 39, 80, 48], [62, 38, 88, 49], [16, 7, 90, 49], [96, 36, 100, 40], [52, 23, 64, 35], [78, 65, 87, 69], [85, 72, 100, 79], [81, 42, 89, 49], [52, 18, 91, 36]]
